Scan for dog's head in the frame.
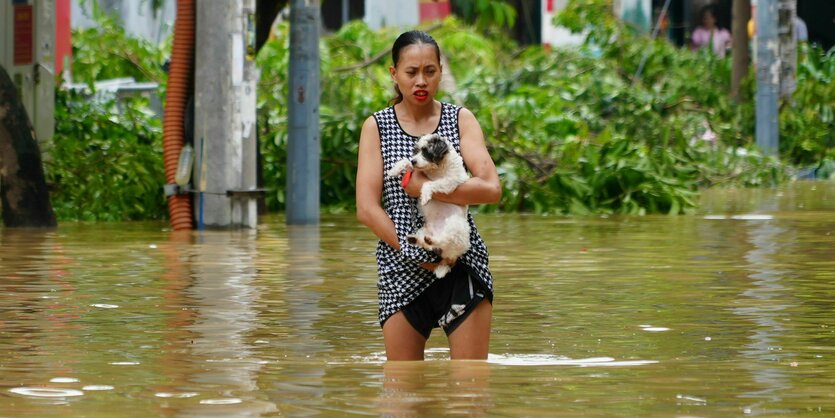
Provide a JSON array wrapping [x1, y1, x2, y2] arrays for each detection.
[[411, 134, 452, 171]]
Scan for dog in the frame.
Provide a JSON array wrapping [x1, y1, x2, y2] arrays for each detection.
[[387, 133, 471, 278]]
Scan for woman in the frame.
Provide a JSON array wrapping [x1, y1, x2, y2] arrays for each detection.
[[356, 30, 501, 361], [691, 4, 731, 57]]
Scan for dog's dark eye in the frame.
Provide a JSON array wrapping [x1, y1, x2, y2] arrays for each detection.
[[422, 140, 448, 164]]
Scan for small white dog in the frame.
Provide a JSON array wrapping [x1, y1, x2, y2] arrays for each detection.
[[387, 134, 471, 278]]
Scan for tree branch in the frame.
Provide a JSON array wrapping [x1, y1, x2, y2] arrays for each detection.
[[332, 22, 444, 73]]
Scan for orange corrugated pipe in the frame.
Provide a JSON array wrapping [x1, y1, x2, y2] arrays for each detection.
[[162, 0, 194, 230]]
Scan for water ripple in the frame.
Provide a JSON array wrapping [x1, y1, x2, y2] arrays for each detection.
[[9, 387, 84, 398]]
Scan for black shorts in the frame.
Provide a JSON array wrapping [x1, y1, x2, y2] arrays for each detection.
[[399, 264, 492, 339]]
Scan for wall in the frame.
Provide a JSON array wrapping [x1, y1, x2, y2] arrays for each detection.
[[363, 0, 418, 30], [71, 0, 176, 44], [541, 0, 586, 48]]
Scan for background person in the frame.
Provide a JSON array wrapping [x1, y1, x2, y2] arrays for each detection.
[[692, 4, 732, 57]]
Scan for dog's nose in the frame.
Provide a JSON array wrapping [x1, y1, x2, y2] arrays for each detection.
[[410, 159, 417, 165]]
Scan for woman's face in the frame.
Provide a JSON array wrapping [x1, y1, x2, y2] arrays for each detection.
[[390, 43, 442, 106], [702, 10, 716, 29]]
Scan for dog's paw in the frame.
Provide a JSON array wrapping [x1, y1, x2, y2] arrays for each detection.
[[433, 264, 451, 278], [386, 160, 413, 177], [386, 166, 404, 178], [419, 193, 431, 206]]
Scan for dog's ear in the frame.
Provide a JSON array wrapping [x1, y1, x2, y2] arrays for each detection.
[[424, 135, 449, 164]]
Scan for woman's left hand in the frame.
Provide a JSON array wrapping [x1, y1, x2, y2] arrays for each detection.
[[403, 169, 428, 199]]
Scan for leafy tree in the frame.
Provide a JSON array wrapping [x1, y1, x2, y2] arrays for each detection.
[[50, 7, 831, 220]]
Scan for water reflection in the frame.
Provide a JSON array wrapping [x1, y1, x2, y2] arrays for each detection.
[[378, 360, 492, 417], [285, 224, 325, 352], [0, 228, 81, 379], [266, 224, 331, 413], [0, 181, 833, 416], [157, 229, 277, 416], [735, 215, 794, 415]]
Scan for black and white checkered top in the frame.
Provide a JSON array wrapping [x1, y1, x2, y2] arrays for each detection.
[[373, 102, 494, 326]]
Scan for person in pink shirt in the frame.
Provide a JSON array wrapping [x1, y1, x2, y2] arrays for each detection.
[[691, 4, 731, 57]]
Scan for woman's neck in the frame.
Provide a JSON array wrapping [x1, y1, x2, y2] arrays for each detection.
[[397, 100, 440, 122]]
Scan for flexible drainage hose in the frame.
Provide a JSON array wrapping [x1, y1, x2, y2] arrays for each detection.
[[162, 0, 195, 230]]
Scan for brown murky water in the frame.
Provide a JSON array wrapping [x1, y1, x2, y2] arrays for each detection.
[[1, 181, 833, 417]]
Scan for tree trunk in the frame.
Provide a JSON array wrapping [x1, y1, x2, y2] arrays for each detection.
[[731, 0, 751, 102], [0, 65, 57, 228]]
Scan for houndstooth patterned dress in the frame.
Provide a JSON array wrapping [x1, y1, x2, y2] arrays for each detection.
[[373, 102, 494, 326]]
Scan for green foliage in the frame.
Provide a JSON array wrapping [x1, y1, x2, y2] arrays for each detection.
[[256, 14, 834, 216], [446, 18, 788, 213], [47, 90, 167, 221], [71, 9, 169, 87], [257, 21, 397, 212], [49, 16, 169, 221], [780, 43, 835, 166], [451, 0, 518, 31], [52, 1, 831, 220]]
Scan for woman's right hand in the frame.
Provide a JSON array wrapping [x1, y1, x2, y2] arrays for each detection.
[[403, 169, 427, 199], [421, 262, 438, 271]]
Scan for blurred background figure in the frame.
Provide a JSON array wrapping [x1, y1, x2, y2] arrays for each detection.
[[794, 15, 808, 42], [691, 3, 731, 57]]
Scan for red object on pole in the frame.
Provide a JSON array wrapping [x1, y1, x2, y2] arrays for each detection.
[[419, 0, 451, 22], [55, 0, 72, 74], [55, 0, 72, 75], [547, 0, 554, 13], [13, 5, 33, 65]]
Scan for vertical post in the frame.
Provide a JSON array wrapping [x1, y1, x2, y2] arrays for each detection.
[[730, 0, 750, 102], [755, 0, 779, 156], [195, 0, 259, 228], [777, 0, 796, 100], [287, 0, 320, 225], [34, 0, 55, 155], [341, 0, 349, 25]]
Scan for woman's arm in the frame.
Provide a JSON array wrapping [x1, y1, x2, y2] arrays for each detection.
[[356, 116, 401, 250], [404, 107, 501, 205], [356, 116, 440, 269], [691, 28, 709, 48]]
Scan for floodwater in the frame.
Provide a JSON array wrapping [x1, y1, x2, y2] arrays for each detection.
[[1, 181, 833, 417]]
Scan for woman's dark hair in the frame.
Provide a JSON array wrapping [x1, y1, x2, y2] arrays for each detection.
[[699, 4, 718, 24], [390, 30, 441, 105]]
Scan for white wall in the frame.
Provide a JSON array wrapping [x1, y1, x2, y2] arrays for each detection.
[[364, 0, 418, 30], [541, 0, 586, 48], [71, 0, 176, 44]]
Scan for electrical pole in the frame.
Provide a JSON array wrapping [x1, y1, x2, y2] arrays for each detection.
[[755, 0, 779, 156], [287, 0, 321, 225], [777, 0, 796, 101], [194, 0, 259, 228]]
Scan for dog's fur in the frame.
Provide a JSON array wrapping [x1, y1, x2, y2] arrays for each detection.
[[387, 134, 471, 278]]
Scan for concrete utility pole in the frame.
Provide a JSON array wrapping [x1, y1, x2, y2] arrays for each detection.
[[287, 0, 321, 225], [755, 0, 779, 156], [195, 0, 259, 228], [777, 0, 796, 100]]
